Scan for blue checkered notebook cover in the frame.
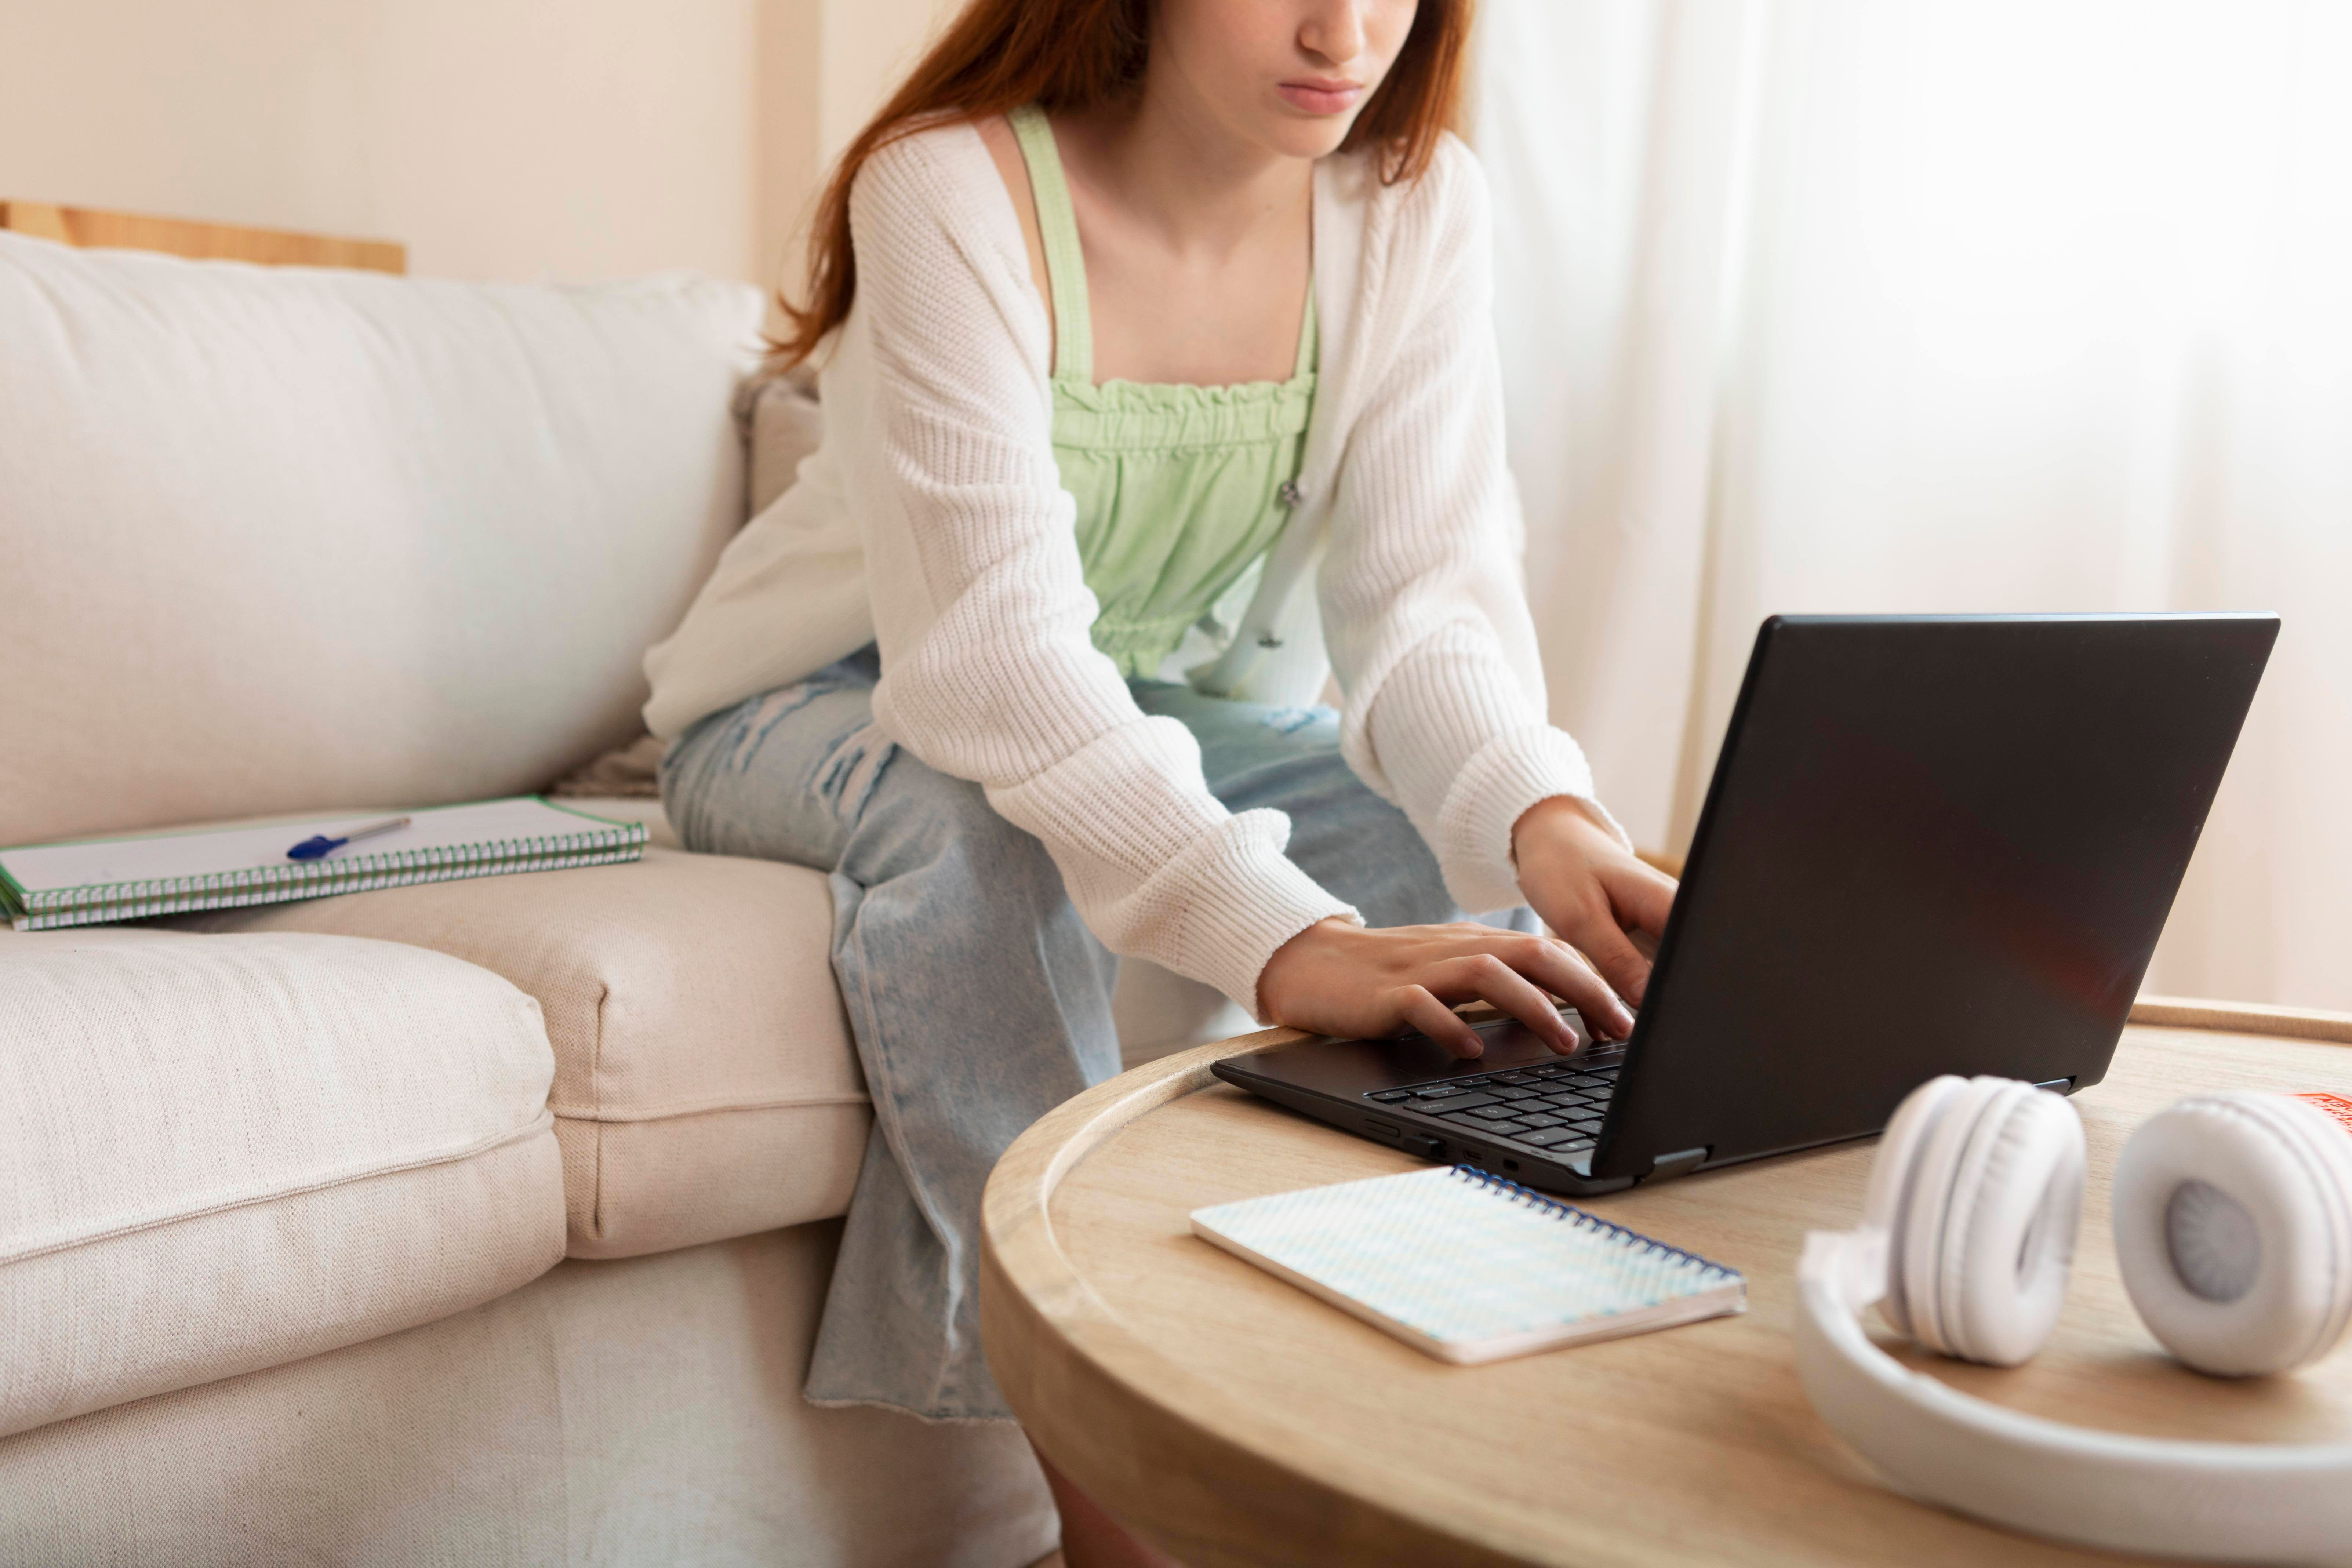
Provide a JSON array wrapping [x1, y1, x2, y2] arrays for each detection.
[[1190, 1165, 1745, 1364]]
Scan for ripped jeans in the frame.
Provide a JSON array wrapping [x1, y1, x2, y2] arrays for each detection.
[[660, 646, 1498, 1420]]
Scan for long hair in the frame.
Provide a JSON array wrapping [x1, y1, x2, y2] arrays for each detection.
[[770, 0, 1474, 368]]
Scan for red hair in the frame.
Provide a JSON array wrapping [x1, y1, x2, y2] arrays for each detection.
[[771, 0, 1474, 368]]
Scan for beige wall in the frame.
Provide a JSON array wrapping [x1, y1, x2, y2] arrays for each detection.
[[0, 0, 955, 289], [761, 0, 960, 301], [817, 0, 961, 161]]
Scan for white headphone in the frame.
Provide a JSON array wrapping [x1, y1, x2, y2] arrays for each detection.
[[1796, 1075, 2352, 1561]]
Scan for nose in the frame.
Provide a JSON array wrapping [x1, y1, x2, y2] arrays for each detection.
[[1298, 0, 1368, 68]]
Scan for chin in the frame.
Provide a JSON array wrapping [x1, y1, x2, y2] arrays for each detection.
[[1257, 107, 1360, 162]]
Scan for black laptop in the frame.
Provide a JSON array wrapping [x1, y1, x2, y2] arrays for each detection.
[[1214, 613, 2278, 1196]]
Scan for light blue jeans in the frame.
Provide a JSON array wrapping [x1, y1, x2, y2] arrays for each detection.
[[661, 647, 1513, 1420]]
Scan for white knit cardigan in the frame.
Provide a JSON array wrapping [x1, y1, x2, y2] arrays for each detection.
[[643, 120, 1623, 1015]]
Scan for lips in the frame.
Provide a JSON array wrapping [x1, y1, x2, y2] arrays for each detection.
[[1278, 80, 1364, 116]]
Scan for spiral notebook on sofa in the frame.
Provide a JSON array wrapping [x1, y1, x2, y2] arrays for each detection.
[[1190, 1165, 1745, 1364], [0, 797, 646, 931]]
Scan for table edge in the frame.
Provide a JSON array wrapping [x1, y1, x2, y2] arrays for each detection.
[[2129, 993, 2352, 1044]]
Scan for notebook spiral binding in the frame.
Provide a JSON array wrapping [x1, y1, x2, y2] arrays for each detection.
[[1448, 1165, 1738, 1280], [21, 825, 647, 916]]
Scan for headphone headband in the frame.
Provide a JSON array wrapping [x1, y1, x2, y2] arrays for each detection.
[[1797, 1230, 2352, 1560]]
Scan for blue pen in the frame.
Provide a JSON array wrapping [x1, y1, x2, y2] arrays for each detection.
[[287, 815, 411, 861]]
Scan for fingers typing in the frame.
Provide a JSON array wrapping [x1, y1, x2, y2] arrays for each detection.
[[1568, 917, 1653, 1009], [1429, 952, 1577, 1052], [1393, 985, 1484, 1057], [1498, 931, 1633, 1040]]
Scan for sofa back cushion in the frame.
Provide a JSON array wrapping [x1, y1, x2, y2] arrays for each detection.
[[0, 231, 760, 845]]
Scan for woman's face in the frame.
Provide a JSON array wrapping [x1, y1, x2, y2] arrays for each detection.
[[1151, 0, 1421, 161]]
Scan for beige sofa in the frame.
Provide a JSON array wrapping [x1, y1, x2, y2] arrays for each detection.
[[0, 225, 1240, 1564]]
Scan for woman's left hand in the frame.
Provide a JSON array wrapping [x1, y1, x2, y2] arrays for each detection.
[[1511, 796, 1679, 1011]]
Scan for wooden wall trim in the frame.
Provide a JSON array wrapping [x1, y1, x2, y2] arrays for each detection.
[[0, 200, 405, 274]]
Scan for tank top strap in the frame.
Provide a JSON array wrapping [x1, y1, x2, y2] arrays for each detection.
[[1007, 104, 1093, 385], [1293, 279, 1319, 382]]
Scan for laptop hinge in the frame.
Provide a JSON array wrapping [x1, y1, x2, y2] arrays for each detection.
[[1646, 1146, 1710, 1184]]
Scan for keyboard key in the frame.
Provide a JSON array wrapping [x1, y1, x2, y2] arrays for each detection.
[[1426, 1092, 1503, 1112], [1464, 1104, 1523, 1121], [1491, 1071, 1538, 1085], [1412, 1084, 1469, 1101], [1367, 1090, 1414, 1103], [1514, 1112, 1568, 1130], [1519, 1127, 1589, 1150]]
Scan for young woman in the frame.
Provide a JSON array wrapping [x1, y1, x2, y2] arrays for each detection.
[[646, 0, 1673, 1557]]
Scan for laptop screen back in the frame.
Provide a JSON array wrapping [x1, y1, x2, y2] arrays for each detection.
[[1593, 613, 2277, 1181]]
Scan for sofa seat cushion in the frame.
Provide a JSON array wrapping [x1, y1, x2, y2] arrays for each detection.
[[0, 927, 563, 1440], [183, 846, 869, 1260]]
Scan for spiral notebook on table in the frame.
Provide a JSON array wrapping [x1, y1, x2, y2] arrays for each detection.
[[1190, 1165, 1745, 1364], [0, 797, 646, 931]]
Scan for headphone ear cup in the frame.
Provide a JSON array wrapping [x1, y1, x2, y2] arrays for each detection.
[[1898, 1077, 2048, 1359], [1865, 1076, 1972, 1342], [1933, 1087, 2086, 1366], [2114, 1093, 2352, 1377], [1900, 1080, 2003, 1354]]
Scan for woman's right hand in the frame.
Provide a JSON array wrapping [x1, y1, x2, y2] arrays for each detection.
[[1255, 917, 1637, 1059]]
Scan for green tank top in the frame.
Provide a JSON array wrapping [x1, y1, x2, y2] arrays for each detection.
[[1008, 104, 1317, 679]]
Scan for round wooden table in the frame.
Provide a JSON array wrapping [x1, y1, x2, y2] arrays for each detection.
[[980, 998, 2352, 1567]]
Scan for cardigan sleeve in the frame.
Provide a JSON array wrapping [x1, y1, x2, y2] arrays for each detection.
[[848, 130, 1357, 1015], [1318, 138, 1630, 914]]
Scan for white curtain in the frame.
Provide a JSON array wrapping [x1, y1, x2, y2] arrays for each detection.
[[1476, 0, 2352, 1011]]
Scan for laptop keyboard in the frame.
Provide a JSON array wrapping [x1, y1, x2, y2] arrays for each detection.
[[1364, 1057, 1620, 1153]]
